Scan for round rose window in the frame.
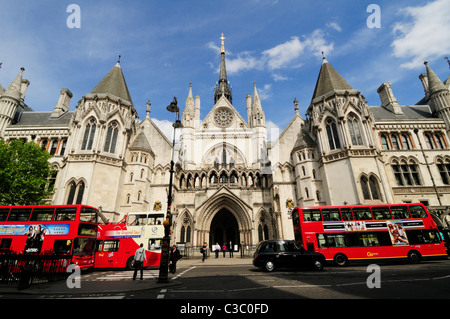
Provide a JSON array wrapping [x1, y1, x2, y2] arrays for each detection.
[[214, 108, 234, 128]]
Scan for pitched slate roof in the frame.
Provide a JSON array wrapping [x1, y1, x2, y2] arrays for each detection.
[[9, 111, 73, 127], [311, 59, 353, 101], [90, 62, 133, 103], [129, 132, 153, 153], [371, 105, 434, 120]]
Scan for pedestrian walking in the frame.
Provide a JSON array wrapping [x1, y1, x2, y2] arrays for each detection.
[[169, 244, 181, 274], [229, 241, 233, 258], [239, 241, 245, 258], [201, 242, 208, 262], [222, 243, 227, 257], [133, 243, 147, 280]]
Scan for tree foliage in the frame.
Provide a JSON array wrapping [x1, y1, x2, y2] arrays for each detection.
[[0, 139, 56, 205]]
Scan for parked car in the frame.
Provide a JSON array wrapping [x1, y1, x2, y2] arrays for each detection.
[[253, 240, 325, 272]]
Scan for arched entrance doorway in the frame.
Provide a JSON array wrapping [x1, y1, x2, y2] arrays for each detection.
[[209, 208, 239, 247]]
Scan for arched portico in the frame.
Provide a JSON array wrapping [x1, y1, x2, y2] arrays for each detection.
[[195, 188, 253, 248]]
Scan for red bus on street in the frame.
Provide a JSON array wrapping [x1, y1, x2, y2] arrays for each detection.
[[292, 203, 447, 266], [0, 205, 99, 269], [95, 211, 164, 269]]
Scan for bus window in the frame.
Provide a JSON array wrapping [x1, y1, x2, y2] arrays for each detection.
[[322, 209, 340, 221], [352, 207, 373, 220], [30, 207, 55, 221], [340, 208, 353, 221], [54, 207, 77, 221], [391, 206, 411, 219], [7, 208, 32, 221], [95, 240, 103, 252], [0, 209, 10, 221], [0, 238, 12, 252], [103, 240, 120, 252], [148, 214, 164, 225], [149, 239, 162, 251], [73, 238, 96, 256], [303, 209, 321, 222], [78, 223, 97, 237], [53, 239, 73, 255], [407, 229, 441, 244], [326, 234, 346, 247], [80, 207, 98, 223], [127, 214, 147, 226], [317, 234, 327, 248], [371, 207, 392, 220], [409, 205, 428, 218]]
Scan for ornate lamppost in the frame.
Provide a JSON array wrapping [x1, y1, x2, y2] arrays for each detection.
[[158, 97, 183, 283]]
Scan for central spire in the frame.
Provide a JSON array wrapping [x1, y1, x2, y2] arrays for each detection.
[[214, 33, 232, 104]]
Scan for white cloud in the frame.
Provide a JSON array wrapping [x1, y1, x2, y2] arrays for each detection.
[[326, 22, 342, 32], [256, 84, 272, 100], [227, 52, 262, 75], [152, 118, 181, 142], [210, 29, 333, 76], [391, 0, 450, 69], [262, 36, 305, 70]]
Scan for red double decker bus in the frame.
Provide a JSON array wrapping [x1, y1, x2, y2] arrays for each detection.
[[0, 205, 99, 269], [292, 203, 447, 266], [94, 211, 164, 269]]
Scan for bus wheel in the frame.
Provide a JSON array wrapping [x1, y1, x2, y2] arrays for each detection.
[[264, 260, 275, 272], [333, 253, 348, 267], [126, 257, 135, 270], [407, 250, 421, 264]]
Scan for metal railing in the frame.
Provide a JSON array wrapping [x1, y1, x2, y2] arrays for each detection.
[[0, 251, 72, 290], [179, 245, 257, 259]]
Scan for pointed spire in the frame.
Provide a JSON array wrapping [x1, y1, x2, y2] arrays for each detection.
[[424, 61, 447, 94], [91, 61, 132, 103], [146, 100, 151, 118], [4, 67, 25, 101], [252, 82, 265, 127], [220, 33, 226, 54], [214, 33, 232, 104], [184, 83, 194, 113], [311, 59, 353, 101]]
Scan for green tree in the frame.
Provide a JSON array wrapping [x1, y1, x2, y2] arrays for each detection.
[[0, 139, 56, 205]]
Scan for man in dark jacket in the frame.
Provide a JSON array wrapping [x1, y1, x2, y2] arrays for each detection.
[[169, 245, 182, 274]]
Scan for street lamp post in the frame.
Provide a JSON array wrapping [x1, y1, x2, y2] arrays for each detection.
[[158, 97, 183, 283]]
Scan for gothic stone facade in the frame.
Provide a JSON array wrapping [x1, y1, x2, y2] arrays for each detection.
[[1, 45, 450, 249]]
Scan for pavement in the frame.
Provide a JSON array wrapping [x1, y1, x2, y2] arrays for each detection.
[[0, 255, 253, 296]]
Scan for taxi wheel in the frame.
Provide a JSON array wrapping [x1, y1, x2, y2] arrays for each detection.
[[264, 260, 275, 272]]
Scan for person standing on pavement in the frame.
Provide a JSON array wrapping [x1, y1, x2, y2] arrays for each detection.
[[213, 242, 220, 258], [169, 244, 181, 274], [133, 243, 147, 280], [239, 241, 245, 258], [229, 241, 233, 258], [222, 243, 227, 257], [201, 242, 208, 262]]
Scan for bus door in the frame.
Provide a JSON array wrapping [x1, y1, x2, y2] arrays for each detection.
[[95, 239, 120, 268]]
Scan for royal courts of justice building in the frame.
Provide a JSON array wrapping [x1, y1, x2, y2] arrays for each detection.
[[1, 36, 450, 251]]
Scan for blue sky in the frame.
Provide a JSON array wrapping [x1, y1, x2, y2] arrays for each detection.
[[1, 0, 449, 139]]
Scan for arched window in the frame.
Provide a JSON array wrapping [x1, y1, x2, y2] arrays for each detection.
[[437, 158, 450, 185], [81, 118, 97, 150], [347, 114, 363, 145], [400, 134, 411, 150], [380, 134, 391, 150], [66, 181, 85, 204], [104, 121, 119, 153], [361, 175, 381, 200], [326, 118, 341, 150], [392, 159, 421, 186]]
